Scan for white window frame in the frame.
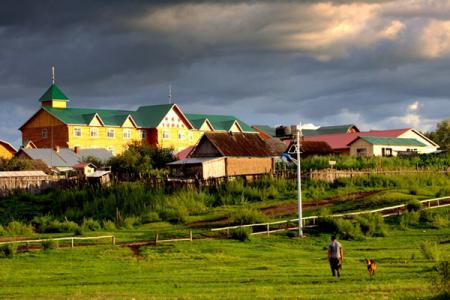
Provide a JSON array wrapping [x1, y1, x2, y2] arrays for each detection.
[[42, 128, 48, 139], [123, 129, 131, 139], [162, 130, 170, 139], [107, 128, 115, 138], [188, 131, 194, 141], [73, 127, 82, 137], [90, 128, 99, 138]]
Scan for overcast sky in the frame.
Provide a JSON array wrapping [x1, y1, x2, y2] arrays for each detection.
[[1, 0, 450, 147]]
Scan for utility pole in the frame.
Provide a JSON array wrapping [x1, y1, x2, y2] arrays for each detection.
[[296, 124, 303, 237]]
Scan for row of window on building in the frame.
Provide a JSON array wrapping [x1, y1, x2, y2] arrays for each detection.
[[41, 128, 194, 141]]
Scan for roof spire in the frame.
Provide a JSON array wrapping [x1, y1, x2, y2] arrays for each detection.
[[168, 84, 173, 104], [51, 66, 55, 84]]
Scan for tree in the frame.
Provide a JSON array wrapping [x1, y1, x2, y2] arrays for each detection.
[[108, 143, 175, 179], [427, 119, 450, 150]]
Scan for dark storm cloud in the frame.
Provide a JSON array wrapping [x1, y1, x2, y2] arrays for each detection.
[[0, 0, 449, 147]]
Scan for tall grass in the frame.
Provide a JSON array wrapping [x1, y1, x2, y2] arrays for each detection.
[[0, 173, 449, 228]]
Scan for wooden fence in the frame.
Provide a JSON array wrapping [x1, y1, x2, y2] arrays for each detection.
[[155, 231, 193, 244], [277, 168, 450, 182], [211, 196, 450, 236], [0, 235, 115, 248]]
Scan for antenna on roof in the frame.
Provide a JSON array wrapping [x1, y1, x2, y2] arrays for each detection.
[[51, 66, 55, 84], [168, 84, 173, 104]]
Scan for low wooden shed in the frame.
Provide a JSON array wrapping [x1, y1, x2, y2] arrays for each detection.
[[168, 132, 275, 179]]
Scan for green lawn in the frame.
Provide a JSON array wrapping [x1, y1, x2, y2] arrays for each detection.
[[1, 226, 448, 299]]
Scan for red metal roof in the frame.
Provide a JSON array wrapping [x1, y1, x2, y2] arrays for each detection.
[[303, 128, 411, 150], [176, 146, 195, 160]]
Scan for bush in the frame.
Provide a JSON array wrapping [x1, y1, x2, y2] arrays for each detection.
[[5, 221, 34, 235], [335, 218, 364, 241], [316, 217, 339, 233], [31, 216, 79, 233], [81, 218, 102, 232], [158, 207, 188, 224], [400, 211, 420, 229], [406, 199, 422, 212], [141, 211, 161, 224], [230, 227, 252, 242], [0, 244, 17, 258], [356, 214, 388, 237], [102, 220, 116, 231], [431, 215, 449, 229], [230, 207, 266, 225], [0, 225, 5, 236], [42, 240, 58, 250], [122, 217, 141, 229]]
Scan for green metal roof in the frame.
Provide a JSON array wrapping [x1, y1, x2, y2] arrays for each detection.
[[43, 107, 132, 126], [185, 113, 255, 132], [134, 104, 174, 128], [39, 84, 69, 102], [357, 136, 426, 147], [43, 104, 175, 128]]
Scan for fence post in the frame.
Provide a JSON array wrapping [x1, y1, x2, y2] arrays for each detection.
[[112, 236, 116, 246], [155, 233, 159, 244], [71, 238, 74, 248], [189, 231, 193, 242], [437, 199, 440, 207], [267, 224, 270, 236]]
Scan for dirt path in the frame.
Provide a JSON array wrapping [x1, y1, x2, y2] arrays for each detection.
[[188, 190, 383, 228], [261, 190, 382, 217]]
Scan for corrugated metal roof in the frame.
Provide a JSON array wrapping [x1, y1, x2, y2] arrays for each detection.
[[79, 149, 113, 162], [303, 128, 413, 150], [167, 157, 221, 165], [0, 171, 48, 177], [19, 148, 113, 168], [193, 132, 274, 157], [354, 137, 426, 147]]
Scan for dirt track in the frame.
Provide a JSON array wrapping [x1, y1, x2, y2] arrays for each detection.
[[188, 190, 383, 228]]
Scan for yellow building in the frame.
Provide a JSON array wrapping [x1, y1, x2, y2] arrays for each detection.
[[20, 83, 257, 155], [0, 140, 16, 159]]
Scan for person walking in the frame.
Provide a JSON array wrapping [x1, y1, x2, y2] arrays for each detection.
[[328, 235, 343, 277]]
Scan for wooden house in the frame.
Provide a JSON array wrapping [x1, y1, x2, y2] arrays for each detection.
[[20, 82, 256, 154], [0, 140, 16, 159], [168, 132, 275, 179], [348, 136, 427, 157]]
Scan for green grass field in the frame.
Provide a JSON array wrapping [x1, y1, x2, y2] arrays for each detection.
[[1, 225, 448, 299]]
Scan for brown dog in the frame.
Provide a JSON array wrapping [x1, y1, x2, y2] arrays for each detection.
[[365, 258, 377, 277]]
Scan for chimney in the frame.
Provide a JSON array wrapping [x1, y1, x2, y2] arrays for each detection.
[[74, 146, 80, 154]]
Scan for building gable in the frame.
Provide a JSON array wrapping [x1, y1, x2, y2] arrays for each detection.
[[199, 120, 214, 131], [88, 114, 104, 127], [157, 105, 192, 129], [398, 129, 439, 148], [190, 138, 223, 157], [121, 115, 137, 128], [19, 108, 65, 130]]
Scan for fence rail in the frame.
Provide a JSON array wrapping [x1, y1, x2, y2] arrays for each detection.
[[211, 196, 450, 235], [0, 235, 115, 247]]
